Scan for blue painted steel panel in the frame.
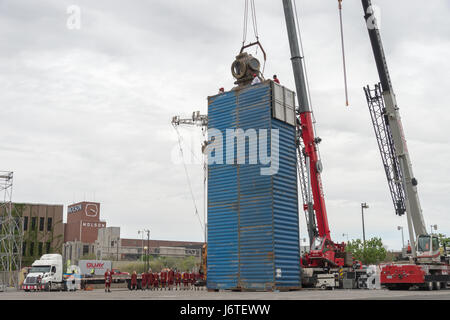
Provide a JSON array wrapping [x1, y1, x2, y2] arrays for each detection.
[[207, 81, 300, 291]]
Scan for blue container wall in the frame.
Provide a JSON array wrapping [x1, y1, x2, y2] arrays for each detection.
[[207, 81, 300, 291]]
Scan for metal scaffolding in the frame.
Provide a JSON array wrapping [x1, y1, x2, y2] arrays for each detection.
[[0, 171, 23, 288]]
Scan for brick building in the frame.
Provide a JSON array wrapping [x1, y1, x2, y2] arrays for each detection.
[[64, 202, 106, 243]]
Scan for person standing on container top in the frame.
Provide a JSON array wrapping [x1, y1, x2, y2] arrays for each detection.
[[131, 271, 138, 290], [218, 87, 225, 94], [104, 269, 112, 293], [273, 75, 280, 84], [251, 73, 261, 85]]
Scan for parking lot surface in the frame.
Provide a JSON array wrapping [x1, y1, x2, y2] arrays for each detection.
[[1, 288, 449, 300]]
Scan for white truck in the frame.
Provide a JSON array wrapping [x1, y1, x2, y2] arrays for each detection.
[[22, 254, 65, 291]]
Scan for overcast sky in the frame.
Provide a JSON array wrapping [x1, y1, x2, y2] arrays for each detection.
[[1, 0, 449, 250]]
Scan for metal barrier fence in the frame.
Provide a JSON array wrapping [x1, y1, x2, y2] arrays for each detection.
[[0, 271, 20, 291]]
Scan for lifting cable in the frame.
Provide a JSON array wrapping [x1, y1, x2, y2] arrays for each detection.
[[338, 0, 350, 106], [242, 0, 249, 46], [242, 0, 260, 45], [242, 0, 266, 75], [173, 126, 205, 234]]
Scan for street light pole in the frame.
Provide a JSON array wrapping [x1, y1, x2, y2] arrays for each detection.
[[361, 203, 369, 245], [116, 238, 119, 262], [430, 224, 437, 235], [397, 226, 404, 250], [138, 230, 144, 261], [144, 229, 150, 272], [342, 233, 349, 243]]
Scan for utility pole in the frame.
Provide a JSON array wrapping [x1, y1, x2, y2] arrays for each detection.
[[144, 229, 150, 272], [116, 238, 119, 262], [361, 203, 369, 245], [138, 230, 145, 261], [342, 233, 349, 243], [430, 224, 437, 235]]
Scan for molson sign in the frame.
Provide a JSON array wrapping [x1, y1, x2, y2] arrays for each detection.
[[79, 260, 112, 276]]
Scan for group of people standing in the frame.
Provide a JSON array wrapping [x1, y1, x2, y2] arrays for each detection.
[[129, 269, 203, 291], [104, 268, 203, 292]]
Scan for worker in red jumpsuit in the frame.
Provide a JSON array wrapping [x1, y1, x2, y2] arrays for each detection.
[[141, 271, 147, 291], [130, 271, 138, 290], [175, 269, 181, 290], [190, 272, 196, 287], [273, 75, 280, 84], [188, 272, 194, 289], [168, 268, 174, 290], [147, 270, 153, 290], [160, 269, 168, 290], [182, 272, 189, 290], [153, 272, 159, 290], [104, 269, 112, 293]]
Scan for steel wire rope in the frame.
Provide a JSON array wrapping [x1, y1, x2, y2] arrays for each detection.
[[173, 125, 205, 233]]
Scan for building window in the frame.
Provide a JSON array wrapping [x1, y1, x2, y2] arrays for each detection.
[[39, 217, 45, 231], [22, 242, 27, 256], [30, 242, 34, 256], [31, 217, 36, 231], [23, 216, 28, 231], [47, 217, 52, 231], [46, 242, 51, 254], [83, 245, 89, 256], [38, 242, 43, 256]]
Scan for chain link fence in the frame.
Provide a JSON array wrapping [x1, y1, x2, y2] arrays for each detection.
[[0, 271, 21, 291]]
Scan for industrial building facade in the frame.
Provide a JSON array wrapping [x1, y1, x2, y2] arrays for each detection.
[[94, 227, 202, 261], [63, 225, 203, 265], [6, 203, 65, 266]]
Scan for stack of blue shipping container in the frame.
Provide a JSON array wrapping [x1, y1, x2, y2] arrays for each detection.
[[207, 80, 301, 291]]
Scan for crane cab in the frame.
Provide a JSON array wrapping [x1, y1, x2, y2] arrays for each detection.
[[416, 235, 441, 264]]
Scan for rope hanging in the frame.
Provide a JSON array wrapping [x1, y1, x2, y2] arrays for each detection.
[[173, 126, 205, 233]]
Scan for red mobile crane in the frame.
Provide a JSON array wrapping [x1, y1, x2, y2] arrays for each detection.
[[282, 0, 353, 271], [361, 0, 450, 290]]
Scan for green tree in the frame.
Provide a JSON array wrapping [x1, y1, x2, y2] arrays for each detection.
[[346, 237, 387, 265], [437, 234, 450, 248]]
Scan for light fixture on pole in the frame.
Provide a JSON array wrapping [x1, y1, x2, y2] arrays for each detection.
[[144, 229, 150, 272], [361, 203, 369, 245], [430, 224, 438, 235], [138, 230, 145, 261], [342, 233, 349, 243]]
